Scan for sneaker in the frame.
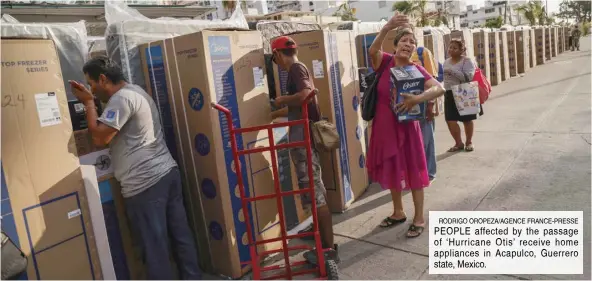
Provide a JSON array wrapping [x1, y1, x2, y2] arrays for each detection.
[[429, 178, 436, 185], [303, 244, 340, 265]]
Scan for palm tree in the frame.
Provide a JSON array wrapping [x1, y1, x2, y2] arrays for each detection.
[[392, 0, 429, 27], [515, 0, 545, 26], [333, 2, 358, 21]]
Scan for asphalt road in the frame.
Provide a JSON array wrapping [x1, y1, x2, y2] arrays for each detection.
[[328, 36, 592, 280]]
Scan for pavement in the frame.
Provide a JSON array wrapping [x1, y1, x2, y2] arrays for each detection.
[[211, 37, 592, 280]]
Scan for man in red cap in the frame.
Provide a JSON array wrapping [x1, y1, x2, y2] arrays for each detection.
[[270, 35, 339, 265]]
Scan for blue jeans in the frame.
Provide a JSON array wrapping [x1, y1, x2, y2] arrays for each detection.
[[420, 119, 436, 180], [125, 167, 202, 280]]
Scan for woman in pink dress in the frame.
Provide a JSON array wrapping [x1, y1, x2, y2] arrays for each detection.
[[367, 15, 446, 238]]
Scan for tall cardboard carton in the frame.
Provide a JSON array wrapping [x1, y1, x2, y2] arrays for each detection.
[[506, 31, 518, 77], [139, 39, 213, 274], [139, 30, 308, 278], [535, 28, 546, 65], [443, 33, 451, 59], [529, 29, 537, 68], [515, 29, 531, 74], [550, 27, 558, 57], [277, 30, 368, 213], [498, 31, 510, 81], [451, 29, 475, 59], [558, 27, 564, 53], [488, 31, 502, 86], [423, 32, 446, 65], [473, 30, 491, 81], [553, 27, 560, 56], [544, 27, 551, 60], [1, 39, 103, 280], [563, 27, 570, 50]]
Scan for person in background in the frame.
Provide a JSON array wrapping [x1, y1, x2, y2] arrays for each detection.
[[367, 14, 446, 238], [410, 45, 439, 182], [69, 57, 202, 280], [270, 36, 339, 265], [571, 24, 581, 51], [443, 39, 482, 153]]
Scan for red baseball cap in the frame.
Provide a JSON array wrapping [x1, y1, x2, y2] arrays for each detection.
[[271, 36, 297, 51]]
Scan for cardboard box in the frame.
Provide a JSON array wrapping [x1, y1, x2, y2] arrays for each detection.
[[356, 33, 378, 69], [506, 31, 518, 77], [535, 28, 546, 65], [391, 66, 426, 122], [563, 27, 570, 50], [1, 38, 102, 280], [558, 27, 564, 53], [275, 30, 369, 213], [515, 29, 531, 74], [498, 31, 510, 81], [488, 31, 502, 86], [139, 39, 214, 274], [473, 30, 491, 81], [424, 31, 446, 65], [544, 27, 551, 60], [451, 29, 475, 59], [552, 27, 559, 56], [529, 29, 537, 68], [139, 30, 309, 278], [443, 34, 451, 59]]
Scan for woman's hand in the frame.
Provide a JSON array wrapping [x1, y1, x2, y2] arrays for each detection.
[[395, 93, 422, 113], [384, 14, 410, 31]]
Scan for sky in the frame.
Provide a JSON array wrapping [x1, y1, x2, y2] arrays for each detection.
[[465, 0, 561, 14]]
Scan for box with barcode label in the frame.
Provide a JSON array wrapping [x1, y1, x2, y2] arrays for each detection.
[[390, 65, 426, 122], [1, 38, 103, 280]]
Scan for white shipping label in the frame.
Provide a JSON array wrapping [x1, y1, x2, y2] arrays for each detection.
[[68, 209, 82, 219], [253, 67, 265, 88], [35, 92, 62, 127], [312, 60, 324, 78]]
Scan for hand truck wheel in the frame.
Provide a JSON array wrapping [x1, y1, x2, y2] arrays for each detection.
[[325, 259, 339, 280]]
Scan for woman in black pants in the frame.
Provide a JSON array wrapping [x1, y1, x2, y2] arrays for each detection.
[[443, 39, 483, 152]]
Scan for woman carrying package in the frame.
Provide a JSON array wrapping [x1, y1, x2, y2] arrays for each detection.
[[367, 14, 446, 238], [443, 39, 483, 152]]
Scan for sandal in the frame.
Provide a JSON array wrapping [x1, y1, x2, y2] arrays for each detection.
[[406, 224, 425, 238], [447, 145, 464, 152], [465, 143, 474, 152], [379, 216, 407, 228]]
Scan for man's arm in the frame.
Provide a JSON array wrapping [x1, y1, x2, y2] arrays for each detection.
[[84, 100, 118, 147], [276, 63, 314, 107]]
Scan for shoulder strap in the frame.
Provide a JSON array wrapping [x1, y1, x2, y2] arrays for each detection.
[[376, 54, 393, 77], [416, 47, 425, 67]]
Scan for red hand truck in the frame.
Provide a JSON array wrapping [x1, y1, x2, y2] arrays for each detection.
[[211, 89, 339, 280]]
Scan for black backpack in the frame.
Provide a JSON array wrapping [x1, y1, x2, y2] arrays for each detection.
[[361, 56, 393, 121]]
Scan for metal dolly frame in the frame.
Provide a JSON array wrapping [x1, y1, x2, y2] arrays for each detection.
[[211, 90, 338, 280]]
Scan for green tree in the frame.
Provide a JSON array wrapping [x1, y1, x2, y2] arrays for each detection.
[[392, 0, 429, 27], [485, 16, 504, 28], [515, 0, 545, 26], [333, 2, 358, 21], [558, 0, 592, 22]]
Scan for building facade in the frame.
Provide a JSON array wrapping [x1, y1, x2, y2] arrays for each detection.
[[460, 1, 527, 28]]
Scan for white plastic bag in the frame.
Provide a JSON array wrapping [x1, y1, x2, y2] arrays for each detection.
[[451, 81, 480, 116]]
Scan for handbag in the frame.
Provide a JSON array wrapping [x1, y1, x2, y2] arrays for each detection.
[[309, 90, 340, 151], [361, 56, 393, 121], [451, 81, 481, 116], [451, 59, 481, 116], [1, 231, 28, 280]]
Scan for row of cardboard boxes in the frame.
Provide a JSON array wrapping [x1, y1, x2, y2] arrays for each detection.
[[135, 25, 571, 279], [0, 25, 570, 280]]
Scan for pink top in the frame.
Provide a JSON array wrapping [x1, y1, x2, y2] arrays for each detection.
[[366, 52, 433, 191]]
